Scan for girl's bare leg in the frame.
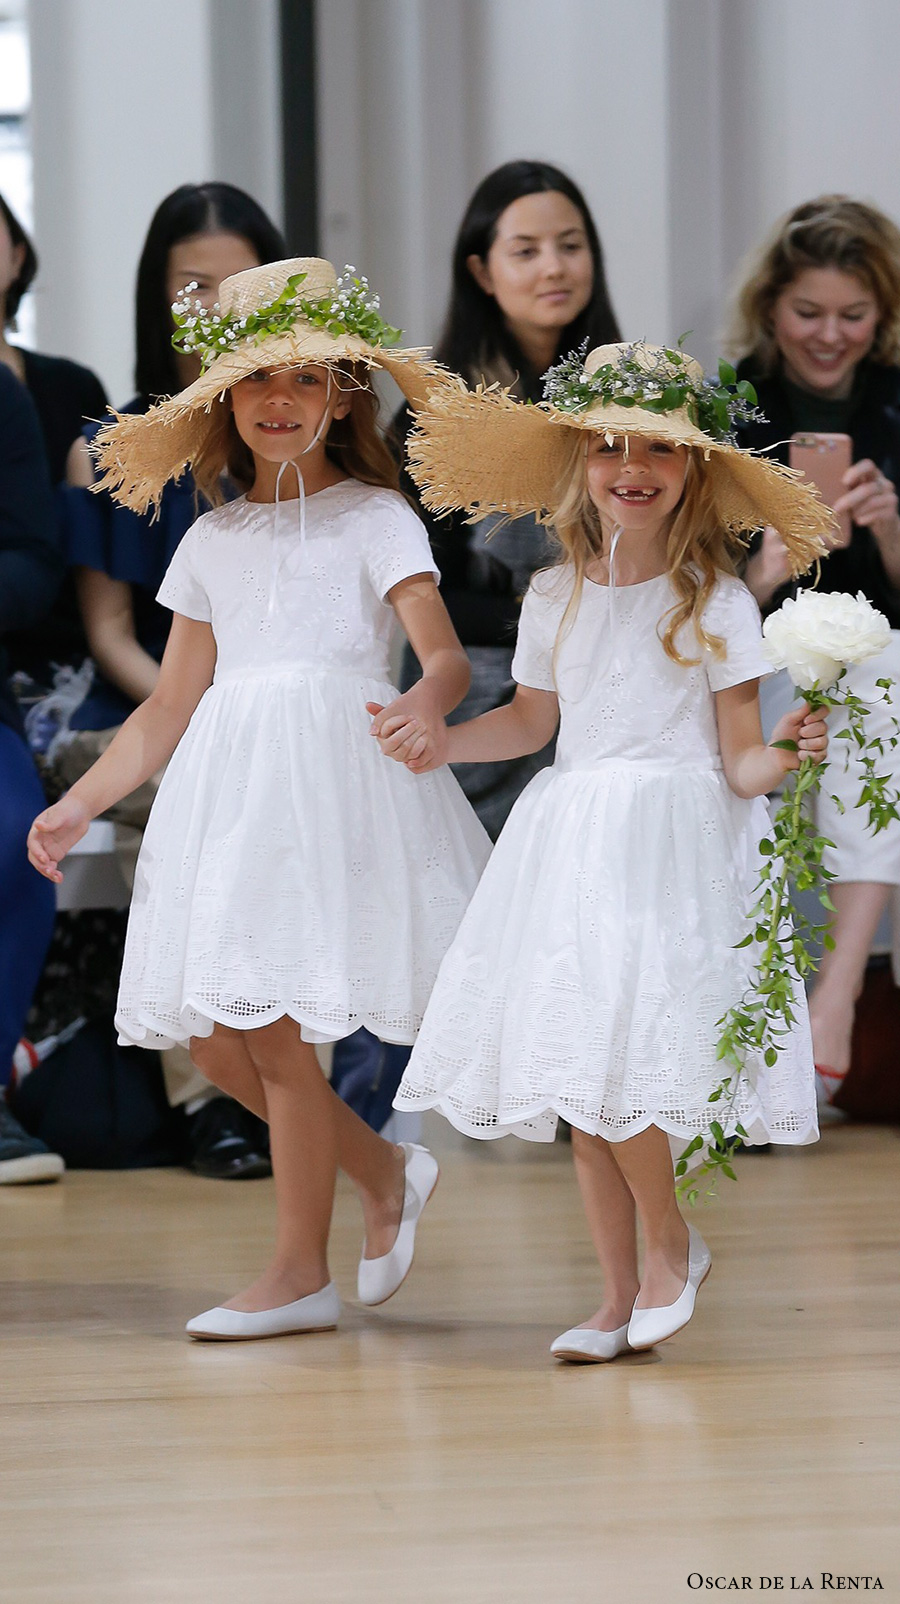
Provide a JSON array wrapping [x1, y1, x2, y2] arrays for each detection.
[[190, 1023, 406, 1261], [609, 1125, 689, 1310], [570, 1128, 640, 1329], [808, 880, 892, 1076], [213, 1016, 338, 1311], [189, 1023, 266, 1112]]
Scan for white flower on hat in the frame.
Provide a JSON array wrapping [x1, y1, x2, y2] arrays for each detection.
[[762, 589, 891, 690]]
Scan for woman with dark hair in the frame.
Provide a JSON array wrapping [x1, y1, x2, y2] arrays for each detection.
[[729, 194, 900, 1104], [0, 192, 108, 688], [332, 160, 621, 1128], [399, 159, 621, 836], [58, 183, 286, 1178]]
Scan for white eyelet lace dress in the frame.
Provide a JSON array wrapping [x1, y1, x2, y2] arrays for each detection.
[[394, 563, 818, 1149], [114, 481, 491, 1050]]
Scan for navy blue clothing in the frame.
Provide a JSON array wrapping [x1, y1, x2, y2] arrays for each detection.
[[0, 368, 59, 1078], [3, 350, 108, 684], [736, 359, 900, 626], [0, 365, 62, 735], [0, 724, 55, 1083], [62, 400, 219, 729]]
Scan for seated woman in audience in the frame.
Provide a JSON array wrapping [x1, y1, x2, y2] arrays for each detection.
[[730, 194, 900, 1100], [0, 192, 107, 699], [61, 182, 286, 1178], [0, 364, 64, 1183], [332, 159, 622, 1125]]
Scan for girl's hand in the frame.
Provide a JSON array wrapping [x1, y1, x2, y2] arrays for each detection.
[[744, 525, 793, 607], [834, 458, 899, 545], [27, 795, 92, 882], [769, 702, 828, 775], [366, 692, 449, 773]]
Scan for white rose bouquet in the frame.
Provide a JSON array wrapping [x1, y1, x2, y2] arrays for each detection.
[[678, 590, 899, 1196]]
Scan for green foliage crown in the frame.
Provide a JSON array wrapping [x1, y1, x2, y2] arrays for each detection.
[[171, 267, 402, 372], [542, 340, 762, 444]]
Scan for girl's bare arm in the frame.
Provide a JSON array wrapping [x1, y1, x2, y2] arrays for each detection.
[[366, 573, 470, 767], [715, 679, 827, 799], [28, 613, 217, 880]]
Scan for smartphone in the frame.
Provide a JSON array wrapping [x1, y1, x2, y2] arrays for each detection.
[[788, 432, 853, 549]]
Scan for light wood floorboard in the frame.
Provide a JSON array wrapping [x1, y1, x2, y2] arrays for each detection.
[[1, 1118, 898, 1603]]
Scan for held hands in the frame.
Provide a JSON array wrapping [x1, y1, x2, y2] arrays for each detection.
[[834, 458, 899, 547], [366, 681, 449, 774], [768, 701, 828, 777], [27, 795, 92, 883]]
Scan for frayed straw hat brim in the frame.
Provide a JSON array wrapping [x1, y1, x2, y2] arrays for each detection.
[[91, 331, 448, 513], [406, 384, 834, 573]]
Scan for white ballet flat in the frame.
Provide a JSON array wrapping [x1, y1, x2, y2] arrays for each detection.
[[627, 1226, 711, 1350], [186, 1281, 341, 1341], [357, 1142, 439, 1306], [550, 1323, 632, 1363]]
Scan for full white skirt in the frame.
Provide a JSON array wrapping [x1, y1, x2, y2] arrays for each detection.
[[394, 763, 818, 1147], [115, 668, 490, 1049]]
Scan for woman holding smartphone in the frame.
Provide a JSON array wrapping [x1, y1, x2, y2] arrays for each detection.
[[729, 194, 900, 1102]]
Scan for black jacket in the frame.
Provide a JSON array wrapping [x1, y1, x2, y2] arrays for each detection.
[[0, 366, 62, 735], [735, 359, 900, 626]]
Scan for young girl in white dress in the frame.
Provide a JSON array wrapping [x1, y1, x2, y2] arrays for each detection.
[[27, 258, 490, 1340], [374, 341, 832, 1360]]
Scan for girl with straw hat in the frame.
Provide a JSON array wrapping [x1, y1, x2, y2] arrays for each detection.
[[375, 338, 832, 1359], [27, 257, 490, 1340]]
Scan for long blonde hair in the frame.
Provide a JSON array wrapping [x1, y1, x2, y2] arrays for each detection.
[[191, 362, 401, 507], [548, 434, 742, 670]]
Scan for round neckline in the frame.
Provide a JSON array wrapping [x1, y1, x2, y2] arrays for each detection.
[[242, 478, 355, 510], [583, 570, 668, 590]]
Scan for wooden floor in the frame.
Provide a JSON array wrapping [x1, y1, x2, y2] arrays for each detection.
[[1, 1117, 899, 1604]]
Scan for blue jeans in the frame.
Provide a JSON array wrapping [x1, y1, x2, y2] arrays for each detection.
[[330, 1027, 412, 1132], [0, 724, 55, 1084]]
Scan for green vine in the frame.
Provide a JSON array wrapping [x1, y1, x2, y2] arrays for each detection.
[[677, 673, 900, 1201]]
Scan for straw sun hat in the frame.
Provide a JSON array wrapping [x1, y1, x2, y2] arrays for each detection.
[[406, 340, 834, 573], [92, 257, 447, 513]]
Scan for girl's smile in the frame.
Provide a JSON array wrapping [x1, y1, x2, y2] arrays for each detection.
[[231, 364, 351, 469], [586, 434, 688, 535]]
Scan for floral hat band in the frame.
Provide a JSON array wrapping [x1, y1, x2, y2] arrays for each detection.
[[171, 257, 402, 372], [542, 339, 762, 447], [90, 256, 448, 513]]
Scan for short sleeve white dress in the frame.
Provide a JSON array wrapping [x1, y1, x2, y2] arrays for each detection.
[[114, 480, 491, 1050], [394, 564, 818, 1148]]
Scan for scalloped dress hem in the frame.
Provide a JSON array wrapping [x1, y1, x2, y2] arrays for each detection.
[[391, 1090, 820, 1149]]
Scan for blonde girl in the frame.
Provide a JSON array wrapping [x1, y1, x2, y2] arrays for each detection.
[[376, 341, 831, 1360]]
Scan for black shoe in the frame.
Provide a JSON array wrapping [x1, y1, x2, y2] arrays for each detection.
[[186, 1097, 272, 1180], [0, 1096, 65, 1184]]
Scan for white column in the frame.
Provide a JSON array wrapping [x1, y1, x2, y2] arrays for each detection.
[[316, 0, 473, 347]]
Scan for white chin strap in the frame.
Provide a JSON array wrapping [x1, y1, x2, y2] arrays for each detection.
[[268, 372, 334, 616]]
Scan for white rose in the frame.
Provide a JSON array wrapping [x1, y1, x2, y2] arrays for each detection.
[[761, 590, 891, 690]]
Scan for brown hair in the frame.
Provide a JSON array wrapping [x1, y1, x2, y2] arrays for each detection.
[[191, 362, 401, 506], [728, 194, 900, 373], [548, 436, 740, 674]]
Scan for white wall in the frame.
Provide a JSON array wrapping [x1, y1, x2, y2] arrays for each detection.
[[28, 0, 281, 403]]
